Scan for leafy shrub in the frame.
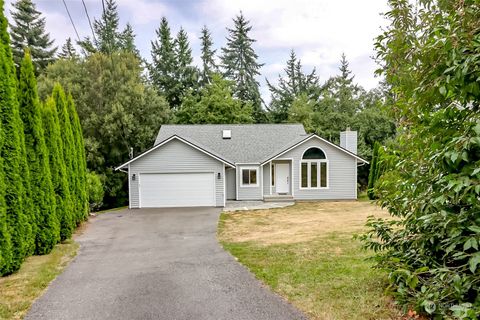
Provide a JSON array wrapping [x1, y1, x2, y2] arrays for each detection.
[[87, 171, 104, 212], [360, 0, 480, 318]]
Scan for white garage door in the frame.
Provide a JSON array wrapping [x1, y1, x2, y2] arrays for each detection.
[[140, 173, 215, 208]]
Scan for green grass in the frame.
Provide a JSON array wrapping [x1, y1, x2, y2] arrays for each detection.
[[218, 212, 400, 320], [0, 240, 78, 320]]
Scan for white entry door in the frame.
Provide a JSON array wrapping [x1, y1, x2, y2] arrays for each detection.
[[276, 163, 290, 194], [140, 173, 215, 207]]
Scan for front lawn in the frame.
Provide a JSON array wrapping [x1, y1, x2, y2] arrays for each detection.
[[218, 201, 401, 320], [0, 239, 78, 320]]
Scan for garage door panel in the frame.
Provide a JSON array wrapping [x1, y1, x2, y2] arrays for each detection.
[[140, 173, 215, 207]]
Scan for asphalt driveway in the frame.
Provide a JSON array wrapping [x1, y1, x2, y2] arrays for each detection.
[[26, 207, 305, 320]]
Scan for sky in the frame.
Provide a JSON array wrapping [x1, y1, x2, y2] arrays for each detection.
[[5, 0, 390, 103]]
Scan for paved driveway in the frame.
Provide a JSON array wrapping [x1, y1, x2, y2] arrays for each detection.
[[26, 207, 305, 320]]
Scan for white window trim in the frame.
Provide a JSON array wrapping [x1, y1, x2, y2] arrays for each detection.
[[240, 167, 259, 187], [299, 147, 329, 190]]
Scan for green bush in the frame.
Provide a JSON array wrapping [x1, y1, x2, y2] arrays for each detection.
[[360, 0, 480, 318], [87, 171, 104, 212]]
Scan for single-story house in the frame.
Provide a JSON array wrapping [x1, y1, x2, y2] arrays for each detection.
[[115, 124, 368, 208]]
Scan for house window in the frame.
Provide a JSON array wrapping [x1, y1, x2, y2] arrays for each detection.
[[271, 164, 275, 186], [241, 168, 258, 186], [300, 147, 328, 189]]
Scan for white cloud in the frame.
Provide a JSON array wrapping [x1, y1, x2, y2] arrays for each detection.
[[117, 0, 170, 25]]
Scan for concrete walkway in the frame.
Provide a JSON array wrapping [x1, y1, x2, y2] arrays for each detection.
[[224, 200, 295, 212], [26, 207, 305, 320]]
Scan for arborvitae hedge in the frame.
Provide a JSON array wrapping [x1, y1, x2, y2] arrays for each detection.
[[53, 84, 79, 224], [0, 47, 13, 275], [67, 94, 88, 220], [0, 1, 30, 274], [42, 96, 74, 240], [18, 52, 59, 254]]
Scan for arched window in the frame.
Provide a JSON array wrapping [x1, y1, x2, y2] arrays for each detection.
[[301, 147, 328, 188]]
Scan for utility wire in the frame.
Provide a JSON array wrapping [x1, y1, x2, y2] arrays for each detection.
[[62, 0, 81, 43], [81, 0, 96, 43]]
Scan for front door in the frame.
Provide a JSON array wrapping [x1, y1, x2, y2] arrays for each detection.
[[276, 163, 290, 194]]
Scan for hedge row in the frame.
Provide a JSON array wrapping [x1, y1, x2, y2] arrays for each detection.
[[0, 1, 87, 276]]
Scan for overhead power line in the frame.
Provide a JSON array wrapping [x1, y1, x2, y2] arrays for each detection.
[[62, 0, 81, 43], [81, 0, 96, 43]]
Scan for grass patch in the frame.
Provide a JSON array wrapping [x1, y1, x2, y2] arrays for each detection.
[[218, 201, 401, 320], [0, 239, 78, 320]]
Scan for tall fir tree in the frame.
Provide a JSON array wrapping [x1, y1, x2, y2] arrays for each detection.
[[221, 12, 265, 123], [0, 0, 31, 273], [120, 23, 139, 56], [172, 27, 198, 107], [267, 49, 320, 122], [42, 96, 74, 240], [52, 84, 79, 224], [58, 38, 78, 60], [79, 0, 133, 54], [9, 0, 56, 73], [0, 0, 13, 275], [18, 51, 59, 254], [67, 93, 88, 220], [149, 17, 177, 108], [199, 25, 217, 84]]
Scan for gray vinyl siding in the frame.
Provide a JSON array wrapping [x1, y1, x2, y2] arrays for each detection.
[[340, 131, 357, 154], [262, 163, 270, 196], [129, 139, 225, 208], [236, 165, 262, 200], [282, 138, 357, 200], [226, 168, 236, 200]]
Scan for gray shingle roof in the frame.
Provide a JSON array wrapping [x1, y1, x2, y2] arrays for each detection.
[[154, 124, 309, 163]]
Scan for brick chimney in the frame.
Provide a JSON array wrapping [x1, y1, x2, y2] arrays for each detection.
[[340, 127, 357, 154]]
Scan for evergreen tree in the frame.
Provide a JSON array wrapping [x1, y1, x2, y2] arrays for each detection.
[[9, 0, 57, 73], [42, 96, 74, 240], [199, 25, 217, 84], [92, 0, 121, 53], [120, 23, 139, 56], [267, 49, 320, 122], [0, 1, 31, 273], [58, 38, 78, 60], [67, 94, 88, 220], [149, 17, 177, 108], [176, 73, 253, 124], [0, 0, 13, 275], [172, 27, 198, 107], [18, 51, 59, 254], [52, 84, 79, 224], [221, 12, 265, 122]]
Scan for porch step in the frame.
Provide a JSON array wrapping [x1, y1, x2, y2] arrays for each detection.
[[263, 195, 294, 202]]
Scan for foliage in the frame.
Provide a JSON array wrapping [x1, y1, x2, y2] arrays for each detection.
[[52, 84, 82, 226], [360, 0, 480, 317], [67, 94, 88, 220], [42, 96, 74, 241], [0, 3, 31, 274], [18, 51, 58, 255], [87, 171, 104, 212], [38, 52, 171, 208], [173, 28, 199, 106], [221, 12, 265, 123], [199, 25, 217, 84], [9, 0, 56, 73], [367, 142, 383, 200], [149, 17, 177, 108], [176, 73, 253, 124], [57, 38, 78, 60], [79, 0, 137, 55], [0, 0, 13, 275], [267, 50, 320, 123]]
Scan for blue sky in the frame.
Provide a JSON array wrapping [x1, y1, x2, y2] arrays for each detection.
[[6, 0, 390, 102]]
